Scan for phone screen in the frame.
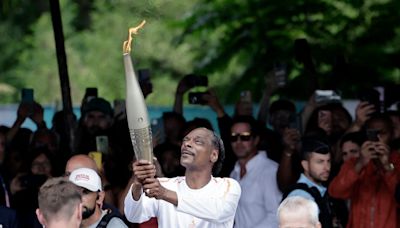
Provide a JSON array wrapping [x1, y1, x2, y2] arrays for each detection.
[[138, 69, 151, 82], [96, 136, 109, 154], [366, 129, 379, 142], [21, 88, 34, 103], [240, 91, 252, 103], [85, 88, 98, 103], [273, 63, 287, 87]]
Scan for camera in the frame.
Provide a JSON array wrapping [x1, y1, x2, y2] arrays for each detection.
[[21, 88, 34, 103], [21, 88, 34, 115], [273, 62, 287, 88], [240, 90, 252, 103], [314, 90, 341, 104], [188, 92, 208, 105], [138, 69, 153, 96], [289, 113, 302, 132], [138, 69, 151, 84], [366, 129, 379, 142], [186, 74, 208, 87], [358, 88, 382, 114]]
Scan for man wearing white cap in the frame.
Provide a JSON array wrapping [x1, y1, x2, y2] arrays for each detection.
[[69, 168, 127, 228]]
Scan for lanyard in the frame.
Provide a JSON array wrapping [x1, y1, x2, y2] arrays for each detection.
[[0, 174, 10, 207]]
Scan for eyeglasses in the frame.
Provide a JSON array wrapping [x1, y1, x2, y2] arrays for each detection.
[[230, 132, 252, 142]]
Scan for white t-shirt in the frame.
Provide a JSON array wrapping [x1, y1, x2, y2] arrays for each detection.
[[124, 176, 241, 228]]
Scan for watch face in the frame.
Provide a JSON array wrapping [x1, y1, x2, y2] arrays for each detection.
[[387, 163, 395, 171]]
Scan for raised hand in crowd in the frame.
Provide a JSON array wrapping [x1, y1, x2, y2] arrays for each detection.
[[347, 101, 375, 133], [31, 102, 46, 129], [277, 128, 302, 192], [203, 89, 226, 117], [257, 70, 279, 125], [234, 93, 253, 117], [301, 93, 318, 133], [6, 101, 46, 143], [349, 101, 377, 131], [283, 128, 301, 153], [173, 74, 199, 114], [355, 139, 391, 173]]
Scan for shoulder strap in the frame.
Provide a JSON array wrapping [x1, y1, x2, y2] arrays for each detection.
[[282, 183, 322, 202], [96, 209, 120, 228], [282, 183, 333, 228]]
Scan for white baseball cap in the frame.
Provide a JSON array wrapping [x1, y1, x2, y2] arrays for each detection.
[[69, 167, 102, 192]]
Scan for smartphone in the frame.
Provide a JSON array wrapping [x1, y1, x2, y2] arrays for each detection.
[[273, 62, 287, 87], [21, 88, 34, 115], [138, 69, 151, 83], [289, 113, 302, 132], [240, 90, 252, 103], [366, 129, 379, 142], [96, 135, 109, 154], [151, 118, 165, 144], [188, 92, 208, 105], [294, 38, 311, 64], [21, 88, 34, 103], [138, 69, 153, 96], [85, 87, 98, 102], [358, 88, 381, 113], [114, 99, 126, 118], [88, 152, 102, 170], [186, 74, 208, 87], [314, 90, 341, 104]]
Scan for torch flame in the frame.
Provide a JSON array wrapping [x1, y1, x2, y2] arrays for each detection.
[[123, 20, 146, 54]]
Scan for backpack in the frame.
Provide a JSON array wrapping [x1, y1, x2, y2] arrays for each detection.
[[96, 208, 126, 228], [282, 183, 334, 228]]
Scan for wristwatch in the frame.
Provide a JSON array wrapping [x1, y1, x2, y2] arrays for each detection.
[[385, 163, 395, 172]]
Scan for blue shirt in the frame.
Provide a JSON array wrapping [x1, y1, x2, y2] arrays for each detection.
[[287, 173, 326, 201]]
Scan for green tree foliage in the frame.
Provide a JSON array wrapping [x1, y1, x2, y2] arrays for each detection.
[[0, 0, 197, 105], [1, 0, 399, 105], [179, 0, 400, 102], [0, 0, 49, 102]]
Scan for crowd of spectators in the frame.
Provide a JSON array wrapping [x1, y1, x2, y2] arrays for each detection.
[[0, 68, 400, 228]]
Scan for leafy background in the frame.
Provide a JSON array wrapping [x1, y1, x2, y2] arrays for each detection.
[[0, 0, 399, 106]]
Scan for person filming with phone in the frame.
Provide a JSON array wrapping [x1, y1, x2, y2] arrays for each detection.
[[329, 113, 400, 228]]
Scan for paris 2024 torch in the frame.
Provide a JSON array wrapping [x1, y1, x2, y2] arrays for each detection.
[[122, 20, 153, 163]]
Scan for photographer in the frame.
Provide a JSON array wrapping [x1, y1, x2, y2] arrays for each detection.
[[10, 146, 54, 227], [329, 113, 400, 228]]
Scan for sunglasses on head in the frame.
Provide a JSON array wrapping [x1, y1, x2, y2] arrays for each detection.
[[230, 132, 252, 142]]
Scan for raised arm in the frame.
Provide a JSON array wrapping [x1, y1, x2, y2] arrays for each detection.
[[346, 101, 375, 133], [277, 128, 301, 192], [173, 75, 196, 114], [257, 71, 277, 125], [6, 102, 30, 143]]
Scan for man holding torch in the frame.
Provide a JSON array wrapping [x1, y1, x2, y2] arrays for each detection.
[[124, 127, 241, 228]]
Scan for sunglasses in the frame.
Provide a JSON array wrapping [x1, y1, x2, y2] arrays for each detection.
[[230, 132, 252, 142]]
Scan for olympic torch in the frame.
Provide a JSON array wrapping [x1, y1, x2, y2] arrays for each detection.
[[122, 21, 153, 163]]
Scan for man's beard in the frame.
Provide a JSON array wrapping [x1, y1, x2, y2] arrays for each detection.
[[87, 126, 108, 136], [82, 206, 96, 219]]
